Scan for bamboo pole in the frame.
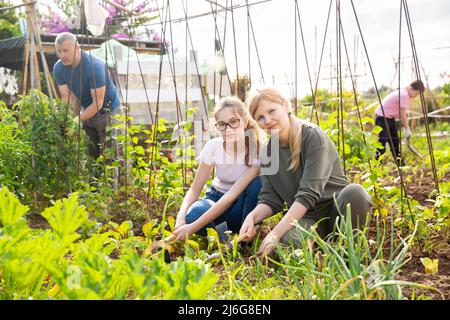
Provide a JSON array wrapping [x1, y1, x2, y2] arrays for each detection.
[[29, 35, 35, 90], [30, 2, 57, 99], [24, 0, 37, 91], [22, 37, 30, 95], [32, 36, 41, 91], [0, 1, 35, 13]]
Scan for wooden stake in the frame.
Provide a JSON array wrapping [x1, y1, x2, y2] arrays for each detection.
[[32, 37, 41, 91], [29, 35, 35, 90], [30, 2, 57, 99], [22, 37, 30, 95]]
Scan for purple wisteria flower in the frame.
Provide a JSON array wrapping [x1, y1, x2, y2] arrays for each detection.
[[39, 5, 68, 34], [111, 33, 130, 40], [39, 0, 159, 40]]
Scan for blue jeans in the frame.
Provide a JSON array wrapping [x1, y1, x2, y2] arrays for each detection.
[[185, 177, 262, 234]]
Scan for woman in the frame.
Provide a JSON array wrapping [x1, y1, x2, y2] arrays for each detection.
[[172, 96, 263, 241], [239, 88, 372, 255], [374, 79, 424, 165]]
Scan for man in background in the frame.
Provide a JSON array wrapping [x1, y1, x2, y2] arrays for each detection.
[[53, 32, 122, 159]]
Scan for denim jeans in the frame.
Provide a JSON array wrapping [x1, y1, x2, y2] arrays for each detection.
[[82, 107, 123, 159], [185, 177, 262, 234]]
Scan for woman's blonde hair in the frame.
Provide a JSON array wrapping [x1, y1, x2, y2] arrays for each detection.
[[246, 88, 303, 171], [214, 96, 261, 167]]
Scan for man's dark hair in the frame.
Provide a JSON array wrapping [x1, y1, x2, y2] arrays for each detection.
[[410, 80, 425, 92]]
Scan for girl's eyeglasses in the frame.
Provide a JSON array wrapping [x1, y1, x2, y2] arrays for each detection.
[[215, 118, 240, 131]]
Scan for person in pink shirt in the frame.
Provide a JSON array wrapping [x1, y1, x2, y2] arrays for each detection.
[[374, 80, 425, 165]]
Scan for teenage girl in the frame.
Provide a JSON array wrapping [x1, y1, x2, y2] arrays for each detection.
[[172, 97, 263, 241]]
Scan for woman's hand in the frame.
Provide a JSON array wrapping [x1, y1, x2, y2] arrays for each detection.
[[172, 223, 197, 242], [239, 214, 258, 242], [256, 202, 307, 256], [258, 231, 282, 256]]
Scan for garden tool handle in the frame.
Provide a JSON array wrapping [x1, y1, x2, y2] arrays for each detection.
[[236, 233, 249, 243], [236, 223, 262, 243], [165, 234, 176, 242]]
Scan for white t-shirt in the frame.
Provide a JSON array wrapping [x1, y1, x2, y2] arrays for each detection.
[[197, 137, 260, 193]]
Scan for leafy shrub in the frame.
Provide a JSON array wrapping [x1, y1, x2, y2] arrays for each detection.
[[0, 187, 217, 299], [3, 91, 89, 202]]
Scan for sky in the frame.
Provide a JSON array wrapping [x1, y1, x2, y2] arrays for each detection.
[[161, 0, 450, 98], [12, 0, 450, 98]]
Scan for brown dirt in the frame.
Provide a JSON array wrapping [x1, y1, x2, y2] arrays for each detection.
[[26, 212, 51, 229], [368, 168, 450, 300], [404, 170, 447, 206], [396, 242, 450, 300]]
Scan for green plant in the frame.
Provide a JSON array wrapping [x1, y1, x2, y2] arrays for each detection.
[[124, 252, 218, 300], [0, 2, 21, 40], [0, 186, 219, 300], [8, 91, 89, 203], [0, 187, 80, 299], [41, 193, 88, 241], [267, 206, 442, 299], [0, 102, 32, 195]]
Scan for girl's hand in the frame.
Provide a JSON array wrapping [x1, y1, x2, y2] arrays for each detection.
[[258, 231, 281, 256], [239, 214, 257, 242], [174, 216, 186, 230], [172, 223, 196, 242]]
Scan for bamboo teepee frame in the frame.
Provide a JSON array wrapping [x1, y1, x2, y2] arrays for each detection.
[[21, 0, 58, 99]]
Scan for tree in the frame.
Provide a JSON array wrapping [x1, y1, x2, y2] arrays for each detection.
[[361, 85, 392, 101], [440, 82, 450, 106], [0, 2, 21, 40]]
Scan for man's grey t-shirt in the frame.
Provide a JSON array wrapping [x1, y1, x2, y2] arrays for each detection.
[[258, 122, 349, 215], [53, 51, 120, 112]]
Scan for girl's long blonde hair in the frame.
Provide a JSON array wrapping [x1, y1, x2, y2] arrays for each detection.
[[214, 96, 262, 167], [246, 88, 303, 171]]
